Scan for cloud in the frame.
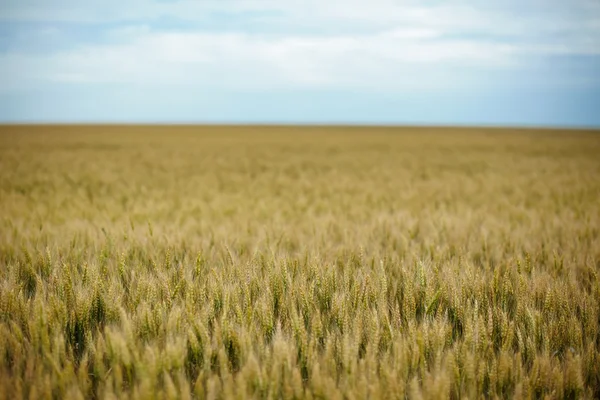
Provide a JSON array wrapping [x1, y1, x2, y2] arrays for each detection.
[[1, 0, 599, 93], [1, 28, 526, 92], [2, 0, 599, 37]]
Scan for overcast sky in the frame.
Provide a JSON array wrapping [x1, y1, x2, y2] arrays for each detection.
[[1, 0, 599, 126]]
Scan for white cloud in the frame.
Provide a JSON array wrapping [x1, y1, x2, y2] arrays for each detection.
[[1, 0, 599, 92], [2, 0, 599, 39], [1, 28, 526, 92]]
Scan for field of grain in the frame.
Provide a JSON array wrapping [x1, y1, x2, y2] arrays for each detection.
[[1, 125, 599, 399]]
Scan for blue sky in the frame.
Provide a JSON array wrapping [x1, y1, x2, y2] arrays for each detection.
[[1, 0, 599, 127]]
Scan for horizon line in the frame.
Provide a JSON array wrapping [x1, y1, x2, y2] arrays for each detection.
[[1, 122, 599, 132]]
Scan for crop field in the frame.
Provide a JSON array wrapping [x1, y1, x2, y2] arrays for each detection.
[[0, 125, 599, 399]]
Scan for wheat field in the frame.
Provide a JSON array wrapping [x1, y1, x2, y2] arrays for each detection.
[[0, 125, 599, 399]]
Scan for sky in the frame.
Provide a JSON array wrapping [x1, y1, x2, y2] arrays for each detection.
[[1, 0, 600, 127]]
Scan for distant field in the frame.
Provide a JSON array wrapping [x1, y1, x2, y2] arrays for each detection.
[[1, 125, 599, 399]]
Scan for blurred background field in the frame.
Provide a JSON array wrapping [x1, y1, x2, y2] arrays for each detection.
[[1, 125, 599, 399]]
